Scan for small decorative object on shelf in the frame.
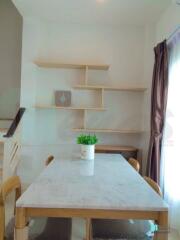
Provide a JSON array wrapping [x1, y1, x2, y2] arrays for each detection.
[[55, 90, 71, 107], [77, 134, 98, 160]]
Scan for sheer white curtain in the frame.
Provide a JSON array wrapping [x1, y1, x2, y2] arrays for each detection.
[[161, 31, 180, 237]]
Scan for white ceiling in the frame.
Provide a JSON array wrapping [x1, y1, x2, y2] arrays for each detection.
[[12, 0, 171, 26]]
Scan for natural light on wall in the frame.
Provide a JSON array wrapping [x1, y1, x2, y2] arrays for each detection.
[[161, 30, 180, 235], [162, 56, 180, 201]]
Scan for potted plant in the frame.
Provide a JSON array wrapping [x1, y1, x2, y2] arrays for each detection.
[[77, 134, 98, 160]]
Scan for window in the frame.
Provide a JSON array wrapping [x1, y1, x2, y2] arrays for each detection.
[[161, 30, 180, 236]]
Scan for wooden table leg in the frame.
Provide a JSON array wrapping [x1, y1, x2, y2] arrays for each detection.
[[86, 218, 92, 240], [15, 208, 28, 240], [154, 211, 169, 240]]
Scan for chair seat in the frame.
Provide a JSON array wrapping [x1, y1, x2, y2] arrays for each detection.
[[6, 217, 72, 240], [92, 219, 153, 240]]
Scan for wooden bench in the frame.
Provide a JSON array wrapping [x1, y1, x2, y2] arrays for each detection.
[[95, 145, 142, 174], [96, 145, 138, 158]]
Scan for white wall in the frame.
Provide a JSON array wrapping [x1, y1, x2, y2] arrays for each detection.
[[156, 4, 180, 42], [18, 18, 155, 184], [0, 0, 22, 119]]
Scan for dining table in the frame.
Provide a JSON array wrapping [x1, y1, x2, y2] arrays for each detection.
[[15, 153, 169, 240]]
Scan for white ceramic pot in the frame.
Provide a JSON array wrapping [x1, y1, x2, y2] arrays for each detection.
[[81, 144, 95, 160]]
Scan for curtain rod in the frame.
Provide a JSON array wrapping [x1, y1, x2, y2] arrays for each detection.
[[167, 25, 180, 43]]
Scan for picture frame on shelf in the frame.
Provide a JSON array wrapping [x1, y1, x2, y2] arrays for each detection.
[[55, 90, 71, 107]]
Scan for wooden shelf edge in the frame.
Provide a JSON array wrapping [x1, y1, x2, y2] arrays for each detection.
[[0, 128, 7, 133], [0, 118, 13, 121], [73, 128, 143, 134], [35, 106, 106, 111], [0, 167, 3, 176], [96, 145, 138, 152], [74, 85, 147, 92], [74, 85, 103, 90], [34, 61, 109, 70]]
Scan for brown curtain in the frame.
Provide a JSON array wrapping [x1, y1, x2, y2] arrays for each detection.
[[146, 40, 169, 184]]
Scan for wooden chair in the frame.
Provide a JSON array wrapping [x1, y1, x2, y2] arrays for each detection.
[[45, 155, 54, 166], [143, 176, 162, 197], [128, 158, 140, 172], [0, 175, 72, 240], [0, 176, 21, 240]]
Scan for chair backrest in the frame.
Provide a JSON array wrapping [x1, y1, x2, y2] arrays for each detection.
[[0, 176, 21, 240], [143, 176, 162, 197], [45, 155, 54, 166], [128, 158, 140, 172]]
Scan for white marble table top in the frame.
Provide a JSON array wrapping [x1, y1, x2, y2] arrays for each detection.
[[16, 154, 168, 211]]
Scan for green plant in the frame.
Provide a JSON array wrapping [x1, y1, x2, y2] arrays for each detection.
[[77, 134, 98, 145]]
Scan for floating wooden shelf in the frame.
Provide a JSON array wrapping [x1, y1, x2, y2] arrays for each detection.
[[35, 105, 106, 111], [34, 61, 109, 70], [74, 85, 147, 92], [0, 118, 13, 121], [34, 60, 145, 135], [0, 166, 2, 177], [73, 128, 143, 134], [0, 153, 3, 160], [96, 145, 138, 152]]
